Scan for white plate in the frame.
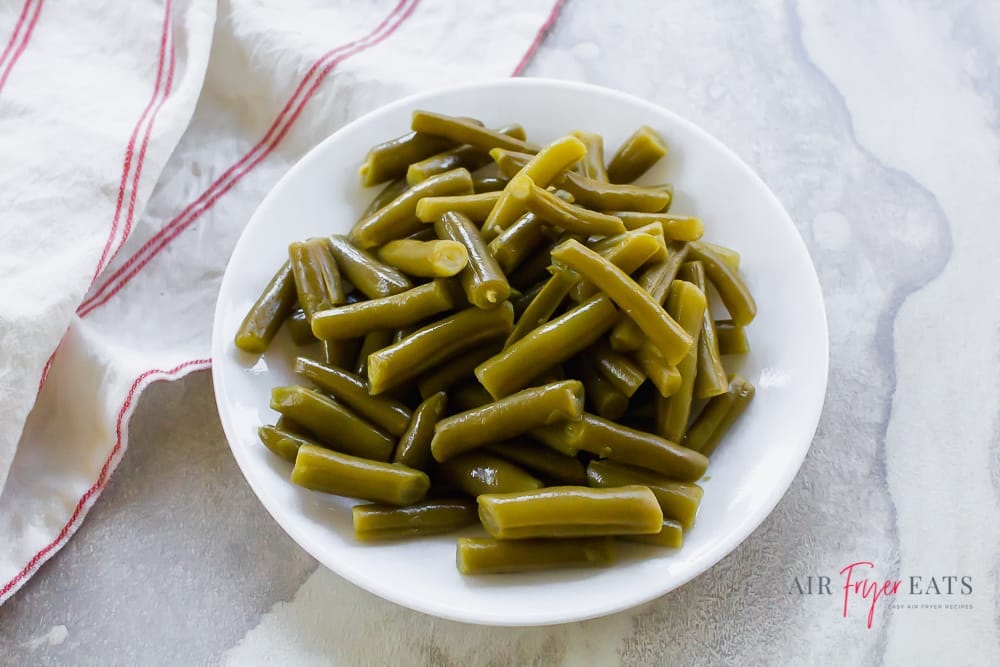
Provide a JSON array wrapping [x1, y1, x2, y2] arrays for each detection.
[[211, 79, 829, 626]]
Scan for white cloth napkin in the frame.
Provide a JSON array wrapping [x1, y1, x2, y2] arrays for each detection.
[[0, 0, 560, 604]]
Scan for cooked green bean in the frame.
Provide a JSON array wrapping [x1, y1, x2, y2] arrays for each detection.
[[311, 280, 456, 340], [578, 357, 628, 420], [411, 110, 539, 154], [478, 485, 663, 539], [716, 319, 750, 355], [351, 168, 474, 248], [354, 329, 393, 378], [292, 445, 429, 505], [571, 230, 663, 302], [438, 451, 544, 496], [633, 340, 681, 397], [609, 241, 689, 352], [391, 391, 446, 471], [508, 175, 626, 236], [485, 438, 588, 485], [570, 129, 608, 181], [472, 175, 508, 193], [684, 374, 755, 456], [359, 131, 455, 186], [508, 239, 557, 290], [275, 415, 313, 439], [703, 242, 740, 270], [295, 357, 412, 437], [235, 261, 297, 354], [435, 211, 511, 309], [404, 227, 438, 242], [587, 459, 703, 530], [406, 124, 526, 184], [376, 239, 469, 278], [328, 236, 412, 299], [488, 212, 554, 274], [288, 238, 346, 322], [450, 383, 493, 411], [679, 261, 728, 399], [623, 520, 684, 548], [590, 222, 667, 262], [607, 126, 668, 183], [367, 302, 514, 395], [353, 499, 477, 541], [615, 212, 703, 241], [456, 537, 616, 575], [505, 268, 578, 346], [477, 294, 618, 398], [590, 341, 646, 397], [415, 191, 502, 224], [417, 341, 504, 398], [258, 424, 319, 463], [431, 380, 584, 461], [271, 386, 395, 462], [361, 179, 408, 219], [510, 279, 545, 318], [286, 308, 316, 346], [552, 239, 692, 366], [689, 241, 756, 326], [654, 281, 706, 442]]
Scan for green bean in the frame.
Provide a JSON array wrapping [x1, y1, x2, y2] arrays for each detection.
[[411, 110, 539, 154], [510, 279, 545, 318], [367, 302, 514, 395], [270, 386, 395, 462], [288, 238, 346, 322], [689, 241, 756, 326], [295, 358, 412, 437], [703, 242, 740, 270], [258, 425, 319, 463], [614, 212, 703, 241], [633, 341, 682, 397], [505, 268, 578, 346], [587, 459, 703, 530], [477, 485, 663, 539], [415, 191, 501, 224], [508, 239, 557, 290], [286, 308, 316, 346], [351, 168, 474, 248], [322, 338, 359, 369], [550, 413, 708, 481], [355, 329, 393, 378], [328, 236, 412, 299], [417, 341, 504, 398], [435, 211, 511, 309], [450, 384, 493, 411], [234, 261, 297, 354], [393, 391, 447, 471], [623, 520, 684, 548], [654, 281, 706, 442], [311, 280, 456, 340], [275, 415, 313, 439], [716, 319, 750, 355], [431, 380, 584, 461], [485, 438, 588, 485], [473, 175, 508, 193], [359, 131, 455, 186], [571, 230, 663, 302], [361, 179, 409, 219], [456, 537, 616, 575], [570, 130, 608, 181], [684, 374, 755, 456], [679, 262, 728, 399], [376, 240, 469, 278], [552, 239, 692, 366], [528, 423, 580, 457], [405, 123, 527, 184], [292, 445, 429, 506], [353, 499, 478, 541], [477, 294, 618, 398], [578, 357, 628, 420], [508, 175, 626, 236], [590, 341, 646, 397], [607, 126, 668, 183], [488, 212, 555, 274], [608, 241, 689, 352], [437, 451, 544, 496], [404, 227, 438, 242], [590, 222, 667, 262]]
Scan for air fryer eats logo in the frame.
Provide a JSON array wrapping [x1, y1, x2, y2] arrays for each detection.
[[789, 562, 973, 629]]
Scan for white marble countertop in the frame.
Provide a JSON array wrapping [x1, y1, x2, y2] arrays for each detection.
[[2, 1, 999, 664]]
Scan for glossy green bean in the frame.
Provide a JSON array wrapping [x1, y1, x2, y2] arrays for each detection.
[[311, 280, 456, 340], [655, 281, 706, 442], [607, 126, 668, 184], [405, 123, 527, 184], [351, 168, 474, 248], [353, 499, 477, 540], [679, 262, 728, 399], [361, 179, 408, 219], [578, 357, 629, 420], [234, 261, 297, 354], [477, 485, 663, 539], [552, 239, 692, 366], [295, 357, 412, 437], [586, 459, 703, 530], [270, 386, 395, 462], [508, 239, 557, 290], [688, 241, 756, 326], [431, 380, 584, 461], [608, 241, 689, 352], [392, 391, 446, 471], [684, 374, 755, 456], [508, 175, 626, 236], [435, 211, 511, 309], [258, 425, 319, 463], [472, 175, 508, 193], [367, 302, 514, 394], [623, 520, 684, 548], [703, 242, 740, 270], [510, 279, 545, 318], [485, 438, 588, 485], [504, 268, 577, 346], [275, 415, 313, 439], [450, 383, 493, 411], [286, 308, 316, 346], [590, 341, 646, 397], [570, 129, 608, 182], [615, 212, 703, 241], [437, 451, 544, 496], [488, 212, 553, 274], [411, 110, 539, 154], [590, 222, 667, 262], [288, 238, 346, 322], [417, 341, 504, 398], [456, 537, 616, 575], [292, 445, 429, 505], [415, 191, 502, 224], [633, 340, 682, 397], [715, 319, 750, 355], [328, 236, 412, 299], [355, 329, 393, 378], [477, 294, 618, 398], [376, 239, 469, 278], [571, 230, 663, 302], [359, 131, 455, 186]]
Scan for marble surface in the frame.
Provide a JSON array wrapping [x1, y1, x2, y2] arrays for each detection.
[[2, 0, 999, 664]]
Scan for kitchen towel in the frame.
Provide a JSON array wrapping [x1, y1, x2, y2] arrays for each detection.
[[0, 0, 562, 604]]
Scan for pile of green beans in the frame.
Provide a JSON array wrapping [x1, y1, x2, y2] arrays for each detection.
[[234, 111, 758, 575]]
